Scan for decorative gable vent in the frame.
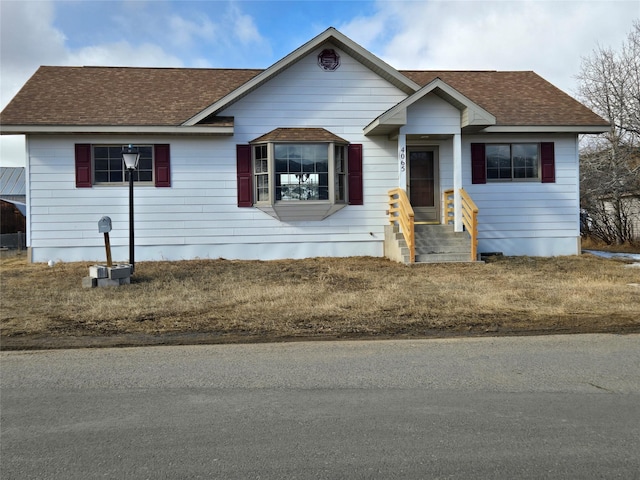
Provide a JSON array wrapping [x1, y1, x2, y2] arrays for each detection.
[[318, 49, 340, 71]]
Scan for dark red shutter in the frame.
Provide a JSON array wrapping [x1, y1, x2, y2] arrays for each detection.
[[75, 144, 92, 188], [236, 145, 253, 207], [540, 142, 555, 183], [471, 143, 486, 184], [347, 144, 363, 205], [154, 144, 171, 187]]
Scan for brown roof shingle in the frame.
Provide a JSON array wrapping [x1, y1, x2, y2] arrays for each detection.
[[400, 70, 609, 126], [251, 128, 348, 143], [0, 66, 261, 126], [1, 66, 608, 128]]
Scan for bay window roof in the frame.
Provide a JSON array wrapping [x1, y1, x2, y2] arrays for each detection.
[[250, 128, 348, 144]]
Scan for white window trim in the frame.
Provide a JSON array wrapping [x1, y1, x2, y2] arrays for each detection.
[[485, 142, 541, 183], [92, 144, 155, 186], [252, 141, 348, 221]]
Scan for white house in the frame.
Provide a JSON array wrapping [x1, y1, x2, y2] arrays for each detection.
[[0, 28, 610, 264]]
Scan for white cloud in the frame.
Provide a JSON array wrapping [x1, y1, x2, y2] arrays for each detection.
[[226, 4, 264, 45], [340, 0, 639, 95], [168, 14, 217, 48], [0, 0, 184, 166], [0, 1, 67, 107], [67, 42, 184, 68]]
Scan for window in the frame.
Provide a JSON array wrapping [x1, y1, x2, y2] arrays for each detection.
[[253, 142, 346, 204], [93, 145, 153, 184], [254, 144, 269, 201], [75, 143, 171, 188], [471, 142, 554, 184], [236, 133, 363, 220], [486, 143, 539, 181]]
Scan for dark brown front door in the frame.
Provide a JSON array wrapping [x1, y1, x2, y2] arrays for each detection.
[[408, 149, 438, 223]]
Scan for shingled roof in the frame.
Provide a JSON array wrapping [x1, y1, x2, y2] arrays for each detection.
[[401, 70, 608, 127], [0, 66, 262, 127], [251, 128, 348, 144], [0, 65, 608, 129]]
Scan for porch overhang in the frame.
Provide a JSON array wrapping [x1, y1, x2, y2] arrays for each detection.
[[363, 78, 496, 137]]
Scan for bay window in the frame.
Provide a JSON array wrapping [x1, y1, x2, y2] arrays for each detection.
[[236, 128, 363, 220]]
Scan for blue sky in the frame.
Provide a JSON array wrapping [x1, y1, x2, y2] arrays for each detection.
[[1, 0, 638, 166]]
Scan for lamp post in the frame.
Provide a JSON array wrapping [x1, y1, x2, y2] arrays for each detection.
[[122, 145, 140, 274]]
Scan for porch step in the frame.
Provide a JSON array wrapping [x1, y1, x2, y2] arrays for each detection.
[[415, 252, 471, 263], [391, 224, 475, 264], [415, 224, 473, 263]]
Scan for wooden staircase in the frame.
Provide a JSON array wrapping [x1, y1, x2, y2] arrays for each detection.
[[390, 224, 473, 264], [387, 188, 479, 264]]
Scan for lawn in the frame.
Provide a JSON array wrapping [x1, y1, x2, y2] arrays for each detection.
[[1, 252, 639, 349]]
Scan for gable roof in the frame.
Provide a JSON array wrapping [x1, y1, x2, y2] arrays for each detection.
[[185, 27, 420, 125], [365, 77, 497, 136], [0, 29, 609, 135], [402, 70, 608, 129]]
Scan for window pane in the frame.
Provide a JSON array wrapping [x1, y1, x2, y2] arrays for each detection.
[[95, 159, 108, 171], [335, 146, 345, 173], [335, 173, 346, 202], [335, 145, 346, 202], [512, 144, 538, 179], [272, 143, 330, 201], [138, 158, 152, 171], [302, 157, 315, 173], [486, 144, 512, 180], [256, 174, 269, 201], [94, 146, 109, 159], [111, 170, 123, 183], [138, 170, 153, 182], [109, 159, 122, 171], [274, 145, 289, 173], [254, 145, 268, 173]]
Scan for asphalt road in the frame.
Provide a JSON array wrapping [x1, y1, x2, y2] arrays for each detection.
[[2, 334, 639, 479]]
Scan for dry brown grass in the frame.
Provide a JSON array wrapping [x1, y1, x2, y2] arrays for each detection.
[[1, 252, 639, 346], [581, 236, 640, 253]]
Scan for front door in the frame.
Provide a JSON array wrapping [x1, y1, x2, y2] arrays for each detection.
[[407, 148, 439, 223]]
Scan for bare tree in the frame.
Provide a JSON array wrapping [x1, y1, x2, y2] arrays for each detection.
[[577, 22, 640, 244]]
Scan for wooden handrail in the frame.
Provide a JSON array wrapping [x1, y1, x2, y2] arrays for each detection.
[[443, 189, 455, 225], [388, 188, 415, 263], [460, 188, 479, 261], [443, 188, 479, 262]]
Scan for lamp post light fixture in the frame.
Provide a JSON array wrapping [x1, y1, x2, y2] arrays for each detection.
[[122, 144, 140, 274]]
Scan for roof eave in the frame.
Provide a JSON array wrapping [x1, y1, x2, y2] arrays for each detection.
[[0, 125, 234, 136], [481, 125, 612, 134]]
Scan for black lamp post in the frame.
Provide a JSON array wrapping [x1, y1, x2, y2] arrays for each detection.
[[122, 145, 140, 274]]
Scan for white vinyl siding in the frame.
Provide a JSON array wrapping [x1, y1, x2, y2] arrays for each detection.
[[27, 46, 407, 262], [24, 45, 583, 262], [463, 134, 580, 256]]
